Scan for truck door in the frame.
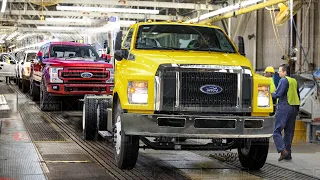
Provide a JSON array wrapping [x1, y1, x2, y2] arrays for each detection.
[[0, 54, 16, 77]]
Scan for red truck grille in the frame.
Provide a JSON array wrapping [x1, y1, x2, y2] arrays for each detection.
[[59, 67, 109, 83]]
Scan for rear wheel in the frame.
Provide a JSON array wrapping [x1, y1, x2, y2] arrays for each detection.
[[237, 138, 269, 170], [22, 79, 30, 93], [98, 99, 111, 131], [113, 98, 139, 170], [30, 79, 40, 101]]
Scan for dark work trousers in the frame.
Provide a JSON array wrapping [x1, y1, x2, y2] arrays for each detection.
[[273, 104, 298, 154]]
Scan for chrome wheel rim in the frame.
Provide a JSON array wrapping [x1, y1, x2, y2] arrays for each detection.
[[114, 115, 121, 155]]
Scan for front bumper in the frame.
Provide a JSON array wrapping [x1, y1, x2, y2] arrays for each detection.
[[121, 113, 274, 138], [47, 84, 114, 95]]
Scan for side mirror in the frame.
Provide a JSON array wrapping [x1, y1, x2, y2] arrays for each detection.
[[237, 36, 246, 56], [114, 49, 128, 61], [115, 31, 123, 51], [10, 60, 16, 64]]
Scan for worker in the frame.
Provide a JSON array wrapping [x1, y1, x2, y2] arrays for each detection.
[[264, 66, 276, 93], [37, 51, 43, 61], [272, 64, 300, 161]]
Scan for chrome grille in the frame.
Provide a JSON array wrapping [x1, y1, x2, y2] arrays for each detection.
[[155, 64, 252, 113], [180, 71, 238, 107]]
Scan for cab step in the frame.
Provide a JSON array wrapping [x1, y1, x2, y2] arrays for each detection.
[[98, 131, 113, 138]]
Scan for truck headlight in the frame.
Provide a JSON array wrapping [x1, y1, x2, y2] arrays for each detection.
[[257, 85, 270, 107], [49, 67, 63, 83], [106, 68, 114, 83], [128, 81, 148, 104]]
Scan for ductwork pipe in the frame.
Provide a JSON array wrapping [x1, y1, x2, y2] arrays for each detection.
[[198, 0, 288, 24]]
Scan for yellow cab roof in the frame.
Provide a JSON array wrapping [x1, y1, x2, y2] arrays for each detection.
[[130, 21, 223, 31]]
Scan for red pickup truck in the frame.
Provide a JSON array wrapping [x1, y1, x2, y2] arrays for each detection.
[[30, 42, 114, 111]]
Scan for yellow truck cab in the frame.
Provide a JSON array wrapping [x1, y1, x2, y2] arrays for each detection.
[[82, 21, 274, 171]]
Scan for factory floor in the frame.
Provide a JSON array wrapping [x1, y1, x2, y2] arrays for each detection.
[[1, 80, 320, 179]]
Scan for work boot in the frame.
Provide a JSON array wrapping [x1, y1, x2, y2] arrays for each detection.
[[278, 149, 289, 161], [284, 154, 292, 160]]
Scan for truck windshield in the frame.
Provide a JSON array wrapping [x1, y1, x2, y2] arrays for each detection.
[[135, 24, 236, 53], [26, 53, 36, 62], [50, 45, 99, 61]]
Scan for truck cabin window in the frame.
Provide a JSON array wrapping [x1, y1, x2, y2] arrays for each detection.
[[135, 24, 236, 53], [26, 53, 36, 62], [50, 45, 99, 61]]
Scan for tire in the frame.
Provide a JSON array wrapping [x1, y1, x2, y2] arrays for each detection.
[[18, 78, 22, 89], [15, 76, 18, 84], [98, 99, 111, 131], [40, 79, 60, 111], [113, 98, 139, 170], [22, 79, 30, 93], [238, 138, 269, 170], [82, 95, 98, 140], [30, 79, 40, 101]]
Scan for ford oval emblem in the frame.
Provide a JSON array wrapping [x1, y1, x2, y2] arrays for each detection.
[[81, 72, 93, 78], [200, 85, 223, 94]]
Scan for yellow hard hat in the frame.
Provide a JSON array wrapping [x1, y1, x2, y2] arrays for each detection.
[[264, 66, 275, 73]]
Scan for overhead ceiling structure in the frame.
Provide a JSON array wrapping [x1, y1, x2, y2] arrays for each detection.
[[0, 0, 220, 44], [0, 0, 215, 31], [0, 0, 295, 45]]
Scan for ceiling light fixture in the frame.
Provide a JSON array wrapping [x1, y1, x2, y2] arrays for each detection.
[[56, 6, 159, 14], [0, 34, 7, 40], [6, 31, 20, 41], [45, 18, 95, 23], [1, 0, 7, 13], [17, 33, 37, 41], [37, 26, 84, 31], [186, 0, 263, 23]]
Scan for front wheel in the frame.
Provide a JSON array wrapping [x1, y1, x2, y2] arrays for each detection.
[[82, 96, 98, 140], [40, 80, 60, 111], [113, 99, 139, 170], [237, 138, 269, 170]]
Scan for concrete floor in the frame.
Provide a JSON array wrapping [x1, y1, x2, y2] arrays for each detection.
[[0, 94, 47, 180], [267, 142, 320, 178], [1, 87, 320, 179]]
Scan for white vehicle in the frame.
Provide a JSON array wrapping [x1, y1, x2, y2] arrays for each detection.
[[16, 50, 37, 92], [0, 53, 17, 80]]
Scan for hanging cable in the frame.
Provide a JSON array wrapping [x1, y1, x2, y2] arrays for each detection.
[[269, 5, 289, 63]]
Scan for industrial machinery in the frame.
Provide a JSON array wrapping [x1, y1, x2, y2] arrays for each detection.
[[297, 74, 320, 142]]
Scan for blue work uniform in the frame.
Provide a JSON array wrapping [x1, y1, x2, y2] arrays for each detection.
[[272, 77, 300, 154]]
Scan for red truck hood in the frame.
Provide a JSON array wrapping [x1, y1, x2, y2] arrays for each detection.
[[45, 58, 113, 68]]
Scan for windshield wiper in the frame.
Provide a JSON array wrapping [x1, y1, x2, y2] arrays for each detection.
[[183, 47, 234, 53], [137, 47, 179, 50]]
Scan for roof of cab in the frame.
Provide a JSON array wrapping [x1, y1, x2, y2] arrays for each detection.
[[24, 49, 38, 53], [49, 41, 89, 46], [131, 21, 222, 30]]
